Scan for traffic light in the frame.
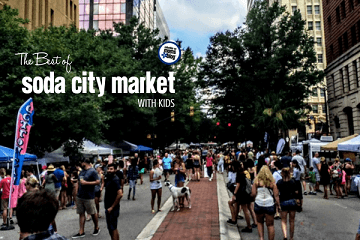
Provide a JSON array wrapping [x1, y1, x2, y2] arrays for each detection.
[[228, 123, 231, 127], [190, 106, 194, 116], [171, 111, 175, 122], [216, 122, 220, 126]]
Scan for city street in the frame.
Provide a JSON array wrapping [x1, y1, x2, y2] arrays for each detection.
[[0, 174, 175, 240]]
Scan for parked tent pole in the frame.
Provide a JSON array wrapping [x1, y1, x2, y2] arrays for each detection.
[[36, 160, 41, 186]]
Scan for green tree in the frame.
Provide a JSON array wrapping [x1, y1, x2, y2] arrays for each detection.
[[200, 0, 324, 145]]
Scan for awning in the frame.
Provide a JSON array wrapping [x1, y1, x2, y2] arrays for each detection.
[[338, 135, 360, 152], [0, 145, 37, 162], [320, 134, 358, 151]]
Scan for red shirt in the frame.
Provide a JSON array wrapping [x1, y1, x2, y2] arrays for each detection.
[[206, 157, 213, 167], [0, 177, 11, 199]]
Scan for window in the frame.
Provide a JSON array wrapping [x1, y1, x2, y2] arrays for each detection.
[[343, 32, 348, 50], [345, 66, 350, 91], [32, 0, 36, 29], [350, 0, 354, 11], [39, 0, 42, 26], [74, 4, 76, 23], [312, 105, 318, 113], [121, 3, 126, 13], [340, 69, 345, 93], [321, 88, 325, 97], [307, 5, 312, 14], [332, 74, 336, 97], [336, 7, 340, 23], [354, 60, 359, 88], [328, 16, 332, 31], [308, 21, 313, 30], [314, 5, 320, 14], [322, 105, 326, 113], [318, 54, 323, 63], [341, 1, 346, 19], [292, 6, 297, 15], [338, 36, 343, 55], [45, 0, 48, 27], [351, 26, 357, 46], [312, 88, 318, 97], [50, 8, 54, 26], [316, 21, 321, 30], [316, 37, 322, 46], [66, 0, 68, 16], [344, 107, 354, 135], [70, 1, 73, 20]]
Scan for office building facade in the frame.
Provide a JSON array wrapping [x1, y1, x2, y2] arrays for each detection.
[[323, 0, 360, 138], [0, 0, 79, 30], [79, 0, 169, 39]]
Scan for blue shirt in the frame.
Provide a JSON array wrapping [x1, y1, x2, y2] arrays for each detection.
[[53, 169, 64, 189], [78, 168, 99, 199], [293, 168, 301, 181], [162, 157, 172, 170], [312, 158, 320, 174]]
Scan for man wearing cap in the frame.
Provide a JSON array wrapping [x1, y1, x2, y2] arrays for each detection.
[[312, 152, 322, 193], [73, 159, 100, 238], [292, 150, 308, 195]]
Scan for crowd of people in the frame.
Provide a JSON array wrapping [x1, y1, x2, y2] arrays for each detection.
[[0, 145, 357, 240]]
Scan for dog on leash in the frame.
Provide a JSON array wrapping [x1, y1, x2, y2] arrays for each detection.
[[164, 181, 191, 211]]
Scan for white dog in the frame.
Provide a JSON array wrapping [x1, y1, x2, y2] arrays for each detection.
[[164, 181, 191, 211]]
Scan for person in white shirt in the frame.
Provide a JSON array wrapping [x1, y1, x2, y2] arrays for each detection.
[[291, 150, 307, 195]]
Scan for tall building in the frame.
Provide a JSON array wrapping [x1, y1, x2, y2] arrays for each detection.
[[322, 0, 360, 139], [79, 0, 169, 39], [0, 0, 79, 29]]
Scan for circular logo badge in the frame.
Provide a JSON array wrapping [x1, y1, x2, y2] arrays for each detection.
[[158, 41, 181, 65]]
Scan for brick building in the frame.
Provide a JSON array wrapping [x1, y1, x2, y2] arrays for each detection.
[[323, 0, 360, 138], [0, 0, 79, 30]]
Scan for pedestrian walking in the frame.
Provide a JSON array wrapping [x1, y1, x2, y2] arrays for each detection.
[[277, 167, 298, 240], [72, 159, 100, 239], [206, 153, 214, 181], [71, 170, 79, 209], [291, 150, 307, 195], [127, 157, 139, 201], [104, 164, 122, 240], [344, 158, 354, 197], [95, 166, 105, 218], [162, 153, 172, 182], [59, 165, 68, 210], [150, 160, 162, 213], [42, 165, 58, 196], [312, 152, 321, 192], [193, 152, 201, 181], [186, 152, 193, 181], [251, 165, 280, 240], [217, 152, 225, 174], [330, 158, 343, 199], [53, 164, 64, 201], [306, 167, 317, 195], [0, 169, 14, 225], [292, 160, 303, 210], [319, 157, 330, 199], [25, 177, 39, 192], [17, 190, 68, 240]]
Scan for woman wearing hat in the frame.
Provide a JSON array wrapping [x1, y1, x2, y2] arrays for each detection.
[[319, 157, 330, 199], [42, 165, 58, 196]]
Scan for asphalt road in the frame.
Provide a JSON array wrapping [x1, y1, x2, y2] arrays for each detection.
[[235, 185, 360, 240], [0, 173, 175, 240]]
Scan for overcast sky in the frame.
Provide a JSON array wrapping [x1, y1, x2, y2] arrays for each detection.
[[158, 0, 248, 58]]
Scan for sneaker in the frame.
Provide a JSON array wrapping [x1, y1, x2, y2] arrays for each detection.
[[241, 227, 252, 233], [303, 191, 308, 195], [9, 219, 14, 225], [72, 233, 85, 238], [226, 219, 237, 226], [237, 215, 244, 219], [251, 223, 257, 228], [92, 228, 100, 236], [316, 189, 323, 193]]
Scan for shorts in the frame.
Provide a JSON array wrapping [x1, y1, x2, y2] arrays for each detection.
[[308, 182, 315, 189], [186, 164, 193, 169], [300, 173, 306, 180], [1, 199, 8, 209], [163, 169, 171, 176], [55, 187, 61, 199], [76, 198, 97, 215], [95, 190, 101, 198], [193, 164, 200, 169], [254, 203, 276, 215], [105, 208, 120, 232], [280, 199, 297, 212], [315, 173, 320, 182]]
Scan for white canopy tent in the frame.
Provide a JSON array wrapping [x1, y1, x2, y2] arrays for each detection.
[[338, 135, 360, 152], [82, 140, 114, 155]]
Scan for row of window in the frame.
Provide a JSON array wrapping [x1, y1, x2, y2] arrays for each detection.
[[328, 0, 360, 29], [308, 21, 321, 31], [306, 5, 321, 15], [329, 20, 360, 61], [24, 0, 66, 28], [310, 87, 326, 98], [330, 59, 360, 97]]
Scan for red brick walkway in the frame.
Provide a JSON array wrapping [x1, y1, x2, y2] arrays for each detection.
[[152, 175, 220, 240]]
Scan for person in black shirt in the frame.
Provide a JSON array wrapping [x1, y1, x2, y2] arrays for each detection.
[[104, 164, 123, 240], [280, 151, 292, 168], [115, 161, 125, 190]]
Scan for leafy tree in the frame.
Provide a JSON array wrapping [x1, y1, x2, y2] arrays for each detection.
[[200, 0, 324, 145]]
